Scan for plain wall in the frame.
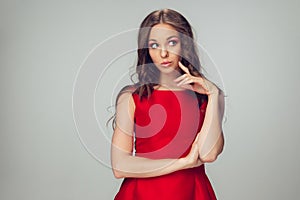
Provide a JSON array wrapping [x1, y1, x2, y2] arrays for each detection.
[[1, 0, 299, 199]]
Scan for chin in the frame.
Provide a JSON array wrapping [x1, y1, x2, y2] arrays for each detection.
[[157, 66, 177, 74]]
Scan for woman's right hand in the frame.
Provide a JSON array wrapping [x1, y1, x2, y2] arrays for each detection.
[[181, 134, 203, 169]]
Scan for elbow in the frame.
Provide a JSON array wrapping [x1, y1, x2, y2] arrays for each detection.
[[112, 161, 126, 179], [200, 154, 218, 163], [111, 153, 131, 179], [112, 169, 125, 179], [201, 133, 225, 163], [200, 146, 224, 163]]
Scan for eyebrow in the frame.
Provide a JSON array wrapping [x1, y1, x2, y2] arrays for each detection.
[[148, 35, 179, 42]]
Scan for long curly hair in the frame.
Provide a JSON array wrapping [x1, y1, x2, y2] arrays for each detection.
[[134, 8, 205, 98], [108, 9, 209, 129]]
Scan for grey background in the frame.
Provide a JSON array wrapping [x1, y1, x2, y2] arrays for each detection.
[[1, 0, 299, 199]]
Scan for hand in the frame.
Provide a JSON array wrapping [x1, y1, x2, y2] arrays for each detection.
[[181, 134, 203, 169], [174, 62, 219, 96]]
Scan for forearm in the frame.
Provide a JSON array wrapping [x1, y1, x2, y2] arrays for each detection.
[[111, 89, 204, 179], [197, 89, 225, 162], [111, 149, 188, 178]]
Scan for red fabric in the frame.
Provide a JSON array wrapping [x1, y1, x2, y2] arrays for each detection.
[[114, 89, 217, 200]]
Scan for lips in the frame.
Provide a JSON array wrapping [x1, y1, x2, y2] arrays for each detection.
[[161, 61, 172, 67]]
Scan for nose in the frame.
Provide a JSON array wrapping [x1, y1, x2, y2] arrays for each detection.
[[160, 46, 168, 58]]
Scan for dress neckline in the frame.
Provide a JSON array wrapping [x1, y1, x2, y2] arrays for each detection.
[[154, 89, 187, 92]]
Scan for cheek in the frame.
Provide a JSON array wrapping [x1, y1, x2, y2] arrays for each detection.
[[149, 49, 158, 61], [169, 45, 181, 57], [170, 49, 181, 60]]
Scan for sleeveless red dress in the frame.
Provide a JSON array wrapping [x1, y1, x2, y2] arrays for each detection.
[[114, 89, 217, 200]]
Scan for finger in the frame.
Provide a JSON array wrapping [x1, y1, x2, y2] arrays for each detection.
[[194, 134, 200, 143], [178, 61, 191, 75], [173, 74, 187, 83], [200, 77, 213, 92], [191, 141, 199, 153], [176, 77, 190, 86], [177, 76, 195, 86], [198, 81, 210, 93], [196, 159, 203, 166], [177, 84, 193, 91]]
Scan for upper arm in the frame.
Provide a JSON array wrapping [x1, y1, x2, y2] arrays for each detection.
[[218, 89, 225, 121], [111, 91, 136, 156], [201, 131, 224, 163]]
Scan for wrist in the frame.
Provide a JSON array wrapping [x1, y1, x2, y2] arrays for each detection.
[[177, 157, 189, 170], [207, 88, 219, 99]]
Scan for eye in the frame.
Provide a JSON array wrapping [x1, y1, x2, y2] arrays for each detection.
[[149, 43, 159, 49], [168, 39, 178, 46]]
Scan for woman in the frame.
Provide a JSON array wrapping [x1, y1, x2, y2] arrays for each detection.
[[110, 8, 225, 200]]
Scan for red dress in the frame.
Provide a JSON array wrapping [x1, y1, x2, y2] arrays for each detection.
[[114, 89, 217, 200]]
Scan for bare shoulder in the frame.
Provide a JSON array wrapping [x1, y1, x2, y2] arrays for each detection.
[[116, 85, 137, 110], [116, 85, 136, 101], [119, 85, 137, 94]]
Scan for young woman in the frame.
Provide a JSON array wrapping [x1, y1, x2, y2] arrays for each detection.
[[110, 8, 225, 200]]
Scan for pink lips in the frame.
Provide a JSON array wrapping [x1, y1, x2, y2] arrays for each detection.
[[161, 61, 172, 67]]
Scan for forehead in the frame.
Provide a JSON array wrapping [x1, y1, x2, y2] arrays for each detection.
[[149, 23, 179, 40]]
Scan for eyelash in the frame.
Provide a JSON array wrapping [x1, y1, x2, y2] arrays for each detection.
[[149, 43, 159, 49], [168, 40, 178, 46], [148, 40, 178, 49]]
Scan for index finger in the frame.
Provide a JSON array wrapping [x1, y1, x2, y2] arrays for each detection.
[[178, 61, 191, 75], [194, 133, 200, 143]]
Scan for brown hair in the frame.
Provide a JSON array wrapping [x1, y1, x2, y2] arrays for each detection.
[[134, 8, 205, 99], [108, 9, 209, 129]]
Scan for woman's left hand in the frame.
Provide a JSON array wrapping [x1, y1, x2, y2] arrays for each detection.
[[174, 62, 219, 96]]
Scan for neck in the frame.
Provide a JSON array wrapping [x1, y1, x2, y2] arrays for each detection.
[[158, 70, 182, 90]]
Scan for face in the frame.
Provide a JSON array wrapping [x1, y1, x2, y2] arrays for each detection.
[[148, 23, 181, 74]]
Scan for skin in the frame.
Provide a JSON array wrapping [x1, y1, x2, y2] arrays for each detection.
[[111, 23, 224, 178], [174, 62, 225, 162], [148, 23, 182, 90]]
